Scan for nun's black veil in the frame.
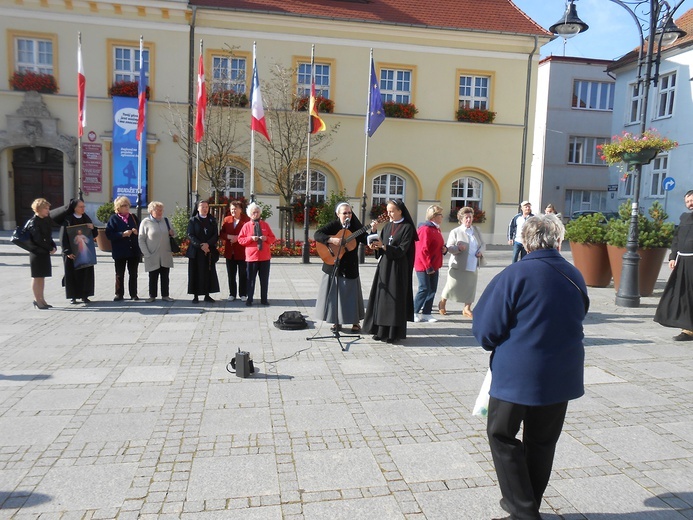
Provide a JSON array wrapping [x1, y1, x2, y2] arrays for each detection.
[[387, 199, 419, 241]]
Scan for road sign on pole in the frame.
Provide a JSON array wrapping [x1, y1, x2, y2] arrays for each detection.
[[662, 177, 676, 192]]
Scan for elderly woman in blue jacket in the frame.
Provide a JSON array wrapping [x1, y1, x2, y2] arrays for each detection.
[[472, 213, 588, 520]]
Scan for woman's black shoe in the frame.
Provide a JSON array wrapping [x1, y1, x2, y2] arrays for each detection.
[[192, 296, 200, 304], [204, 295, 215, 302], [114, 296, 124, 301]]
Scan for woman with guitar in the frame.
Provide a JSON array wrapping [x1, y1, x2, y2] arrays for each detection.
[[314, 202, 374, 333]]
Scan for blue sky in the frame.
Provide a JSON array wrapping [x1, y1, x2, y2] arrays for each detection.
[[512, 0, 693, 60]]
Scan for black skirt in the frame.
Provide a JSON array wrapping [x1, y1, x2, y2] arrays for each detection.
[[29, 252, 52, 278], [654, 256, 693, 330]]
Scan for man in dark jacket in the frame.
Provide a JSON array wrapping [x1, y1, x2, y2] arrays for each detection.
[[473, 213, 588, 520], [507, 201, 533, 263]]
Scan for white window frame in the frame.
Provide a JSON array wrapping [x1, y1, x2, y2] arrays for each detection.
[[212, 55, 247, 94], [223, 167, 245, 200], [296, 63, 330, 99], [294, 170, 327, 204], [654, 71, 676, 119], [372, 174, 405, 206], [649, 154, 668, 197], [15, 37, 53, 74], [619, 172, 634, 199], [627, 81, 642, 125], [380, 68, 412, 104], [450, 177, 483, 214], [458, 74, 490, 109], [564, 189, 608, 215], [572, 80, 614, 111], [568, 136, 609, 165], [113, 46, 150, 83]]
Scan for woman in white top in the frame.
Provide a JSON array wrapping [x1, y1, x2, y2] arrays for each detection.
[[138, 201, 175, 303], [438, 207, 485, 318]]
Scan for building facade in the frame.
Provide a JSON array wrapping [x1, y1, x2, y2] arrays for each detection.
[[0, 0, 550, 243]]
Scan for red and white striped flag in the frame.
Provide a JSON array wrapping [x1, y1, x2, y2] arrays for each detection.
[[135, 38, 147, 142], [250, 58, 270, 141], [194, 52, 206, 143], [77, 35, 86, 137]]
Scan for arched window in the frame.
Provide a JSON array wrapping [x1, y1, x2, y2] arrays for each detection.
[[294, 169, 327, 204], [450, 177, 482, 215], [372, 173, 405, 206], [223, 167, 245, 200]]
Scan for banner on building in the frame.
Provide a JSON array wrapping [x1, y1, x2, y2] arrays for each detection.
[[112, 96, 147, 206]]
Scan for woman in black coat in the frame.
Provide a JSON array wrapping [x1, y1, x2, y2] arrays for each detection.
[[61, 199, 98, 304], [27, 198, 57, 309], [363, 199, 417, 342], [186, 200, 220, 303], [105, 196, 141, 301]]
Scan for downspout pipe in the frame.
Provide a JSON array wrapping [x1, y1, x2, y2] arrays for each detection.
[[187, 6, 197, 215], [518, 35, 538, 205]]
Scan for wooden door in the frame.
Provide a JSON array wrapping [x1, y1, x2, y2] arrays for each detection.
[[13, 147, 64, 225]]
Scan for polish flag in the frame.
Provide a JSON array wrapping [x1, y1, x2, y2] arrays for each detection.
[[77, 38, 86, 137], [194, 53, 206, 143]]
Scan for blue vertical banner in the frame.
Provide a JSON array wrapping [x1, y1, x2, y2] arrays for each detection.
[[112, 96, 147, 205]]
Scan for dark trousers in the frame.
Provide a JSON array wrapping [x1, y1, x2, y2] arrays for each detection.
[[225, 258, 247, 298], [487, 397, 568, 520], [114, 256, 139, 298], [413, 270, 439, 315], [148, 267, 170, 298], [512, 242, 527, 263], [246, 260, 270, 303]]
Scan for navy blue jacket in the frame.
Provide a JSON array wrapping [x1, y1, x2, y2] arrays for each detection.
[[105, 213, 141, 260], [472, 248, 588, 406]]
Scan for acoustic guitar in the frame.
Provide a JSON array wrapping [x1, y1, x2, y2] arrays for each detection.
[[315, 214, 388, 265]]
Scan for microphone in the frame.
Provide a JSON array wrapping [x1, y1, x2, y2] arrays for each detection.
[[343, 217, 350, 228]]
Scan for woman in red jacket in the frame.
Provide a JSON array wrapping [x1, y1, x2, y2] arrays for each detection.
[[221, 200, 250, 302], [413, 205, 447, 322], [237, 202, 276, 306]]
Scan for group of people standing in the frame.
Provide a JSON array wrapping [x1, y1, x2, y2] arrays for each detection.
[[23, 197, 276, 308]]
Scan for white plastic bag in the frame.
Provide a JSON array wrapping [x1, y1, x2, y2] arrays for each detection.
[[472, 368, 492, 417]]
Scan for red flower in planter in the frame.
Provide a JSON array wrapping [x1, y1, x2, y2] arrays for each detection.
[[109, 80, 150, 99], [209, 89, 248, 107], [382, 101, 418, 119], [294, 96, 335, 113], [456, 107, 495, 124], [10, 71, 58, 94]]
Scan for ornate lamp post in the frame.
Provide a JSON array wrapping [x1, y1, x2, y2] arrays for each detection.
[[550, 0, 685, 308]]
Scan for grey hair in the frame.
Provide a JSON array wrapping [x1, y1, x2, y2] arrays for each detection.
[[246, 202, 260, 217], [521, 214, 564, 253], [147, 201, 164, 213]]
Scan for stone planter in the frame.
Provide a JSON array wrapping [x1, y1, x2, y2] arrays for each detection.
[[95, 227, 112, 252], [569, 242, 612, 288], [606, 245, 668, 297]]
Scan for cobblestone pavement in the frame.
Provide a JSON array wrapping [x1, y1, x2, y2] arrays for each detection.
[[0, 232, 691, 519]]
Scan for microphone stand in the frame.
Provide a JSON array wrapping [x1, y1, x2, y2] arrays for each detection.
[[308, 218, 360, 351]]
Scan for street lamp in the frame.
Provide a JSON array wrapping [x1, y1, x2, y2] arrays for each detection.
[[550, 0, 685, 308]]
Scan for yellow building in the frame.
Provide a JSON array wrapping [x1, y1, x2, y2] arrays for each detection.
[[0, 0, 550, 243]]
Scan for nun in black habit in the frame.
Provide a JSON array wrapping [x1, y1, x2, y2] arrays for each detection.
[[363, 199, 418, 342], [60, 199, 98, 303]]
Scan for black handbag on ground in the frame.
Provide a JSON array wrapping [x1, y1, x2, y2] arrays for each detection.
[[11, 221, 34, 252], [165, 218, 180, 253]]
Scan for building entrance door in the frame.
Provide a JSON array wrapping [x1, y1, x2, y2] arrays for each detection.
[[13, 147, 64, 225]]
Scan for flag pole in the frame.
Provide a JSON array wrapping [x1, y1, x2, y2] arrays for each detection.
[[136, 34, 144, 222], [359, 49, 374, 263], [77, 32, 84, 201], [302, 44, 315, 264], [250, 41, 257, 203], [195, 39, 203, 209]]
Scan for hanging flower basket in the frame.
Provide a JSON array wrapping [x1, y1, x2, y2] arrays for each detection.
[[382, 101, 418, 119], [294, 96, 334, 113], [597, 129, 677, 166], [209, 89, 248, 107], [10, 71, 58, 94], [109, 80, 150, 99], [456, 107, 495, 124]]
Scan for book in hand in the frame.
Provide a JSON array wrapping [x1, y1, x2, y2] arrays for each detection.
[[367, 234, 380, 245]]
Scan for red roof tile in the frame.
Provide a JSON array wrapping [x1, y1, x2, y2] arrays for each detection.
[[190, 0, 551, 36]]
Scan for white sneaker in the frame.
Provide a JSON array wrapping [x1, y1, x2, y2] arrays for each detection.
[[240, 296, 248, 302], [414, 314, 422, 323], [421, 314, 438, 323], [228, 295, 236, 301]]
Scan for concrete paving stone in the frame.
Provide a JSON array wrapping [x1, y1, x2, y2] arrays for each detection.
[[336, 358, 395, 375], [284, 402, 358, 432], [116, 366, 178, 383], [588, 382, 671, 408], [303, 495, 403, 519], [659, 420, 693, 443], [187, 454, 279, 500], [4, 346, 73, 364], [95, 386, 169, 410], [36, 368, 112, 386], [361, 399, 437, 427], [23, 462, 138, 512], [199, 407, 272, 436], [347, 375, 412, 397], [0, 416, 72, 447], [294, 447, 386, 492], [552, 474, 685, 519], [415, 487, 512, 520], [553, 433, 609, 470], [278, 378, 344, 402], [583, 366, 627, 384], [205, 381, 269, 407], [587, 425, 691, 463], [629, 360, 693, 379], [387, 440, 486, 482]]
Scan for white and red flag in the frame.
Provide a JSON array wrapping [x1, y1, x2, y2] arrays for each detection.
[[77, 35, 86, 137], [250, 58, 270, 141], [194, 52, 206, 143]]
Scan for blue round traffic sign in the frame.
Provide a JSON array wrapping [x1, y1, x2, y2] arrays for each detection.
[[662, 177, 676, 191]]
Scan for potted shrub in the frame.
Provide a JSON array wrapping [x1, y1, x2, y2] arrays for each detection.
[[565, 213, 611, 287], [598, 129, 677, 166], [605, 201, 674, 296], [456, 107, 495, 124], [10, 71, 58, 94], [382, 101, 418, 119], [294, 95, 335, 113], [95, 202, 115, 252]]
